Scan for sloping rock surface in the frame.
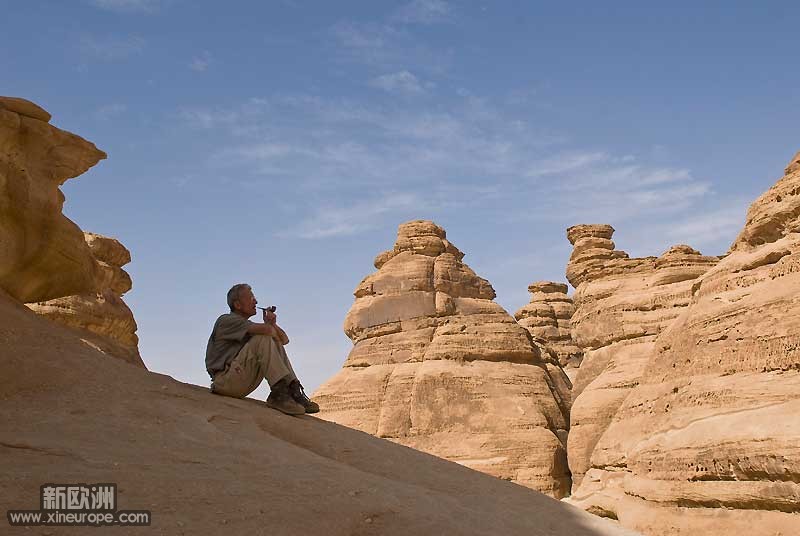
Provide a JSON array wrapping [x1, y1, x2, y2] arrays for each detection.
[[315, 220, 572, 497], [568, 153, 800, 535], [565, 226, 718, 490], [0, 290, 638, 536]]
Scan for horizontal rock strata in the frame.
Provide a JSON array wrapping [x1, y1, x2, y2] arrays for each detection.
[[315, 220, 571, 497], [565, 225, 718, 491], [28, 232, 143, 367], [569, 152, 800, 535], [515, 281, 582, 384]]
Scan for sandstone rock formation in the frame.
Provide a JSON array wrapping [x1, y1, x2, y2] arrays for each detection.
[[27, 232, 143, 367], [565, 225, 718, 490], [0, 96, 106, 303], [314, 220, 572, 498], [568, 152, 800, 535], [515, 281, 582, 383], [0, 96, 141, 366]]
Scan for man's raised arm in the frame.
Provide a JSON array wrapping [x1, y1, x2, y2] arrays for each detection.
[[246, 309, 289, 345]]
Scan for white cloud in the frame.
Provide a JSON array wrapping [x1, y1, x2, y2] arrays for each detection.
[[284, 193, 424, 239], [661, 199, 750, 252], [78, 34, 145, 62], [519, 149, 709, 225], [594, 196, 751, 260], [178, 99, 269, 130], [528, 151, 611, 177], [93, 103, 127, 120], [331, 21, 452, 74], [88, 0, 161, 13], [189, 51, 212, 72], [179, 108, 239, 129], [332, 21, 393, 52], [177, 92, 720, 242], [393, 0, 452, 25], [191, 95, 556, 187], [368, 70, 427, 95]]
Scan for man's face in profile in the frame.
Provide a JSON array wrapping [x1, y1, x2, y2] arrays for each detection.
[[235, 287, 257, 317]]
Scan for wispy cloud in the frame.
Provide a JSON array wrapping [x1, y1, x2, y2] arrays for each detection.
[[660, 199, 750, 252], [179, 108, 238, 129], [331, 21, 452, 74], [393, 0, 452, 25], [78, 34, 145, 62], [178, 98, 269, 130], [184, 92, 561, 186], [93, 103, 127, 120], [283, 193, 424, 239], [368, 70, 429, 95], [527, 151, 613, 177], [189, 51, 212, 72], [514, 148, 709, 225], [177, 91, 719, 242], [88, 0, 161, 13], [593, 196, 752, 260], [332, 21, 393, 52]]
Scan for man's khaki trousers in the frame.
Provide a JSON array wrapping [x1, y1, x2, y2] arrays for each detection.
[[211, 335, 297, 398]]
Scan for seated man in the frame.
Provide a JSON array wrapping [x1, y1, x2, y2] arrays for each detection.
[[205, 283, 319, 415]]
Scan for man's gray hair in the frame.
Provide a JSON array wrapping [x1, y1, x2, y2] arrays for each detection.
[[227, 283, 251, 311]]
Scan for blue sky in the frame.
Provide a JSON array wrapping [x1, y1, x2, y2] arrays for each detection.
[[4, 1, 799, 394]]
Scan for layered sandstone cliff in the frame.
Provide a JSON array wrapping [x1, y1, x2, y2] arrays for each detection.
[[514, 281, 582, 383], [569, 152, 800, 535], [314, 220, 572, 497], [0, 96, 142, 365], [27, 232, 143, 367], [0, 96, 106, 302], [565, 225, 718, 490]]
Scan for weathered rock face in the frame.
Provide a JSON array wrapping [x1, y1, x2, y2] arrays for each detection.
[[0, 96, 106, 303], [515, 281, 582, 383], [565, 226, 718, 491], [1, 96, 141, 366], [568, 152, 800, 535], [315, 220, 572, 497], [27, 232, 143, 367]]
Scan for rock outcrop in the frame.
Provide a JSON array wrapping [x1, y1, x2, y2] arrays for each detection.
[[515, 281, 582, 383], [568, 152, 800, 535], [27, 232, 143, 367], [565, 225, 718, 490], [0, 96, 106, 303], [314, 220, 572, 497], [0, 96, 141, 366]]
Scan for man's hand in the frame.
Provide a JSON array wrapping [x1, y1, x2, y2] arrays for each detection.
[[254, 307, 288, 344], [263, 308, 277, 325]]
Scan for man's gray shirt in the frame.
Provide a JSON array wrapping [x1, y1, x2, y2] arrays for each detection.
[[205, 313, 255, 377]]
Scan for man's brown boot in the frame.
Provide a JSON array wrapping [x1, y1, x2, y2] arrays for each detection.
[[289, 380, 320, 414], [266, 379, 305, 415]]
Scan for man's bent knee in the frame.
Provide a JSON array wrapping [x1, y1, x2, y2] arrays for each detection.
[[249, 334, 285, 355]]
